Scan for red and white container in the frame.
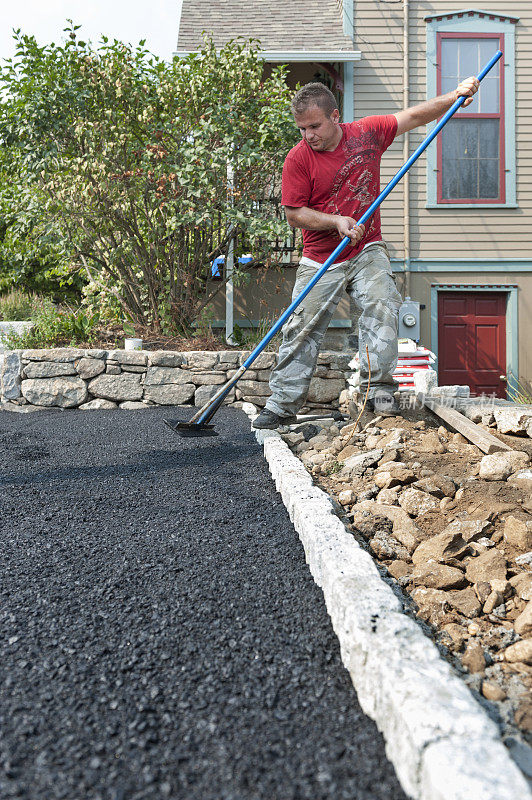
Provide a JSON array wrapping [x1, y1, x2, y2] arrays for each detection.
[[394, 340, 436, 391], [348, 339, 436, 393]]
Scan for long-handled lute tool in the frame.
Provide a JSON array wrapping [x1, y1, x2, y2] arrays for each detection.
[[167, 50, 502, 437]]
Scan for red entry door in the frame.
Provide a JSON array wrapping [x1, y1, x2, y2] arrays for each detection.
[[437, 291, 507, 398]]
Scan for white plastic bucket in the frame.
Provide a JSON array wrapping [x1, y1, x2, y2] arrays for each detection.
[[124, 338, 143, 351]]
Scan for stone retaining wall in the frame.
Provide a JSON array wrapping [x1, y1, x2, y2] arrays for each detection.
[[0, 348, 351, 412], [4, 346, 532, 437]]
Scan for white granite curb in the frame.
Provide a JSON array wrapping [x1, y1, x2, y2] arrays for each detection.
[[242, 403, 530, 800]]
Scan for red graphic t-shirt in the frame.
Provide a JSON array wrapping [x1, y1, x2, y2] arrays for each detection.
[[281, 115, 398, 263]]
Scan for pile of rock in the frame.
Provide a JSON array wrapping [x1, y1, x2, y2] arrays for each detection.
[[438, 396, 532, 441], [1, 348, 350, 412], [280, 412, 532, 738], [343, 367, 532, 440]]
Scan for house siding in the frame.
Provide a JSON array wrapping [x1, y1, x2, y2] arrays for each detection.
[[353, 1, 531, 262]]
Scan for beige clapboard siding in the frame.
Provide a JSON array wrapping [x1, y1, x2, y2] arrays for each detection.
[[353, 0, 408, 255], [353, 0, 532, 261], [410, 0, 531, 260]]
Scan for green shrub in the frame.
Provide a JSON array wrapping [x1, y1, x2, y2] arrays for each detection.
[[0, 289, 39, 321], [0, 28, 297, 332], [231, 317, 282, 351], [3, 298, 99, 349], [322, 461, 343, 477]]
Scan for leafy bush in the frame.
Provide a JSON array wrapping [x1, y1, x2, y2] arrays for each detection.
[[0, 128, 82, 300], [3, 298, 99, 349], [0, 26, 298, 333], [0, 205, 81, 302]]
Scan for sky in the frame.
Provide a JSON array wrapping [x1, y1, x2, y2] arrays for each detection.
[[0, 0, 181, 63]]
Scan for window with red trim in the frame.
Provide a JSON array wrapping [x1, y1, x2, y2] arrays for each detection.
[[437, 33, 504, 204]]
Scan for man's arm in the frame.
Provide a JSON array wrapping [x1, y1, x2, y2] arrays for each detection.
[[394, 76, 479, 137], [284, 206, 365, 244]]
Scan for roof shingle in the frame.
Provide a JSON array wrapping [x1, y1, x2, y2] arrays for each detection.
[[177, 0, 353, 52]]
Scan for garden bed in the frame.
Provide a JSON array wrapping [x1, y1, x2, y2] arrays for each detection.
[[45, 323, 250, 353], [0, 318, 261, 355]]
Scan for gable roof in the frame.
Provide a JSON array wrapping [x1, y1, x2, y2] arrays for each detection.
[[176, 0, 354, 53]]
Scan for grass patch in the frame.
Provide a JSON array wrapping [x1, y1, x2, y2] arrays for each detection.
[[3, 298, 99, 349], [322, 460, 344, 477], [0, 290, 40, 322]]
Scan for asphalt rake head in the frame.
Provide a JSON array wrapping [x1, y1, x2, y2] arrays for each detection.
[[164, 418, 218, 437]]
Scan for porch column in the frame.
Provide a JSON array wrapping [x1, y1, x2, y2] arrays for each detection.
[[343, 61, 354, 122]]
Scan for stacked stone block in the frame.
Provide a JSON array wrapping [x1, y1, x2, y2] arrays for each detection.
[[0, 348, 351, 412]]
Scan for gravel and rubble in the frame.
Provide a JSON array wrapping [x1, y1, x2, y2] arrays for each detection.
[[279, 405, 532, 768]]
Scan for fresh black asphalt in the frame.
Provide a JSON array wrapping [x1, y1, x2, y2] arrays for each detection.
[[0, 406, 408, 800]]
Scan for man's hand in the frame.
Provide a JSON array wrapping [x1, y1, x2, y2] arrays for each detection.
[[455, 76, 480, 108], [335, 216, 365, 244], [284, 206, 366, 242], [395, 74, 480, 135]]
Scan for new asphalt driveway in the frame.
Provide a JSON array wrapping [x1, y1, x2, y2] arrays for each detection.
[[0, 406, 408, 800]]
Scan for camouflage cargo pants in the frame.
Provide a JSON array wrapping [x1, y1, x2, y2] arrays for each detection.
[[266, 241, 402, 417]]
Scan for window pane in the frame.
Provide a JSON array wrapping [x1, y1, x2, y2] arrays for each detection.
[[441, 120, 500, 200], [443, 37, 502, 115], [441, 76, 456, 95], [442, 157, 460, 199], [442, 121, 460, 161], [479, 76, 499, 113], [480, 40, 500, 76], [441, 40, 458, 78], [459, 40, 480, 77], [458, 158, 477, 198], [479, 159, 499, 198], [460, 122, 479, 159], [478, 119, 499, 158]]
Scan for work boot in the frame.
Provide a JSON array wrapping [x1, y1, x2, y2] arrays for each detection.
[[367, 390, 401, 417], [252, 408, 297, 429]]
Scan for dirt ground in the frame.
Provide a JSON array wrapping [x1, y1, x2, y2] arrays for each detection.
[[74, 323, 234, 353]]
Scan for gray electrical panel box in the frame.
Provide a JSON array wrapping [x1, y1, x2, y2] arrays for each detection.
[[398, 297, 420, 341]]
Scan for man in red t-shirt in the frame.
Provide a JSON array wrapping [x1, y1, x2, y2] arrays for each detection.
[[253, 78, 478, 428]]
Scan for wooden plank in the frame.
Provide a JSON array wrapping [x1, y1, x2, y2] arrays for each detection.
[[424, 400, 513, 454]]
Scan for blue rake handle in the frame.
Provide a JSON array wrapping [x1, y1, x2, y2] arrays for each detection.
[[193, 49, 502, 426]]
